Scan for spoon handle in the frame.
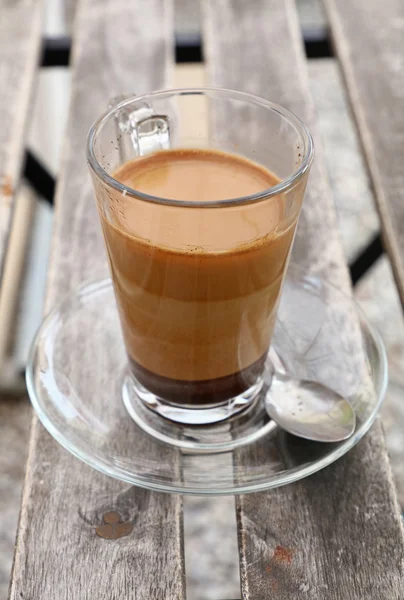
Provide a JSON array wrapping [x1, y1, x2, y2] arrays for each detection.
[[268, 348, 287, 376]]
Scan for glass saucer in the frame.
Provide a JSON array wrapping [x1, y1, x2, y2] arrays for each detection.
[[26, 267, 388, 495]]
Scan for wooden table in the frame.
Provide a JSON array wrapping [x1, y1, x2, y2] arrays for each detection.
[[3, 0, 404, 598], [0, 0, 44, 376]]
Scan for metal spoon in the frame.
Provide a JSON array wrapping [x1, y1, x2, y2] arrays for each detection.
[[264, 351, 356, 442]]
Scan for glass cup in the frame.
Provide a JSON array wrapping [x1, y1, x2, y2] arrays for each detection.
[[86, 88, 313, 426]]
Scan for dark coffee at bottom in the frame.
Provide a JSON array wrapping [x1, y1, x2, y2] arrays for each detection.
[[99, 148, 297, 406], [130, 354, 267, 406]]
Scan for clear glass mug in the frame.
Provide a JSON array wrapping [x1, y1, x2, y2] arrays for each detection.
[[86, 88, 313, 426]]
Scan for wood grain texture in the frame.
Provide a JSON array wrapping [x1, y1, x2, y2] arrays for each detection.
[[9, 2, 186, 600], [0, 187, 35, 370], [323, 0, 404, 308], [0, 0, 44, 279], [0, 396, 31, 600], [202, 1, 404, 598]]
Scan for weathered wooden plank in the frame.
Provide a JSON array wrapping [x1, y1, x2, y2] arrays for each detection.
[[0, 0, 44, 279], [9, 2, 186, 600], [323, 0, 404, 308], [202, 1, 404, 598], [0, 395, 31, 599]]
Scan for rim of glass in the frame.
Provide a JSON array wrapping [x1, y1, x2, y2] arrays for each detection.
[[25, 270, 388, 495], [86, 87, 314, 208]]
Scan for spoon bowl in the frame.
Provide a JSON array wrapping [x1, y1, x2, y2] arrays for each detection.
[[265, 371, 356, 442]]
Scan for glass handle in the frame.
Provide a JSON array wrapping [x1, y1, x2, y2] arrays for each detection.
[[109, 94, 171, 157]]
